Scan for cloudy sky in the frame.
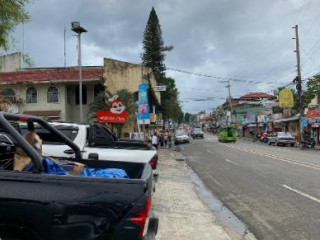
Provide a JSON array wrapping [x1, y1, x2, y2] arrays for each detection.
[[4, 0, 320, 113]]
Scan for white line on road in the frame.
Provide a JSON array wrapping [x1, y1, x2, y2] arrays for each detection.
[[206, 149, 214, 154], [225, 159, 239, 166], [282, 185, 320, 204]]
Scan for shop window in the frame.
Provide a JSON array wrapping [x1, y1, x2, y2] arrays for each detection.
[[26, 87, 37, 103], [1, 88, 16, 101], [75, 85, 87, 105], [47, 86, 59, 103]]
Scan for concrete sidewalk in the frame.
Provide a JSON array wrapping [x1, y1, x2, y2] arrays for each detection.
[[152, 148, 244, 240]]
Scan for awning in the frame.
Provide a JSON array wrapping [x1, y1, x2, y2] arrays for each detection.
[[273, 115, 300, 123], [23, 110, 61, 119]]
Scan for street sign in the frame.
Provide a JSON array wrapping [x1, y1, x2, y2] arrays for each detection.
[[279, 89, 294, 108], [153, 85, 166, 92]]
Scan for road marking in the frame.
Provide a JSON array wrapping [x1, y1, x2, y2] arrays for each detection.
[[208, 175, 223, 187], [225, 159, 239, 166], [221, 143, 320, 171], [282, 185, 320, 204], [206, 149, 214, 154]]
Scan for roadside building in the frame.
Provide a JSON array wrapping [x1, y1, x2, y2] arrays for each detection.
[[104, 58, 161, 137], [305, 95, 320, 145], [0, 66, 104, 122]]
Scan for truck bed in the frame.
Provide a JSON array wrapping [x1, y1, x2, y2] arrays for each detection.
[[0, 159, 152, 240]]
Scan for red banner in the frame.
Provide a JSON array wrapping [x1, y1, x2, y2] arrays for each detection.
[[97, 110, 128, 123], [306, 109, 320, 120]]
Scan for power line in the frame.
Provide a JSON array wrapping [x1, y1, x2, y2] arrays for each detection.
[[167, 68, 255, 83]]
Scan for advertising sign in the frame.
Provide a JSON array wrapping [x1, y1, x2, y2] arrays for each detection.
[[246, 112, 256, 123], [279, 89, 294, 108], [300, 117, 309, 128], [96, 95, 128, 123], [236, 115, 245, 124], [153, 85, 167, 92], [137, 83, 150, 124], [306, 109, 320, 120]]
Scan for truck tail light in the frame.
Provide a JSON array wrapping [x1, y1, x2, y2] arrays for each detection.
[[149, 154, 158, 170], [131, 196, 152, 239]]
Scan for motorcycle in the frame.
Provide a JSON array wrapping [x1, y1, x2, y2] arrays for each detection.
[[300, 139, 316, 149]]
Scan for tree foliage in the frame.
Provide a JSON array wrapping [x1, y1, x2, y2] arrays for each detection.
[[0, 0, 30, 50], [141, 7, 166, 80], [159, 77, 183, 122]]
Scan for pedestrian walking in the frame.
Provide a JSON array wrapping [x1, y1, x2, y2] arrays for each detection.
[[159, 131, 164, 148], [168, 130, 172, 148], [152, 132, 159, 149], [164, 131, 168, 148]]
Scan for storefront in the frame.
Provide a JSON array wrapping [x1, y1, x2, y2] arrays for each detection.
[[273, 115, 300, 141], [306, 109, 320, 145], [309, 121, 320, 145]]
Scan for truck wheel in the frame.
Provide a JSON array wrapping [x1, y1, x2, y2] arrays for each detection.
[[291, 143, 295, 147]]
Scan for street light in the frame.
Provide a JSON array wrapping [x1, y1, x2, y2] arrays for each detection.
[[71, 21, 87, 123]]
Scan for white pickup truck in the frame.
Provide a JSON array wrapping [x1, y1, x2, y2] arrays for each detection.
[[20, 122, 159, 170]]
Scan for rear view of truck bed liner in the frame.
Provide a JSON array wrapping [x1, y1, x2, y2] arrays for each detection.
[[0, 112, 157, 240]]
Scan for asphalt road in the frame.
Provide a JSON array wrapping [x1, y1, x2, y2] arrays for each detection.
[[180, 134, 320, 240]]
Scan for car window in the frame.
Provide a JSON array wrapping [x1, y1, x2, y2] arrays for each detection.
[[21, 125, 79, 145]]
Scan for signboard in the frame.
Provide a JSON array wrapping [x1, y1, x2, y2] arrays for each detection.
[[279, 89, 294, 108], [300, 117, 309, 128], [153, 85, 167, 92], [137, 83, 150, 124], [96, 95, 128, 123], [257, 115, 265, 123], [236, 115, 245, 124], [246, 112, 256, 123], [306, 109, 320, 120]]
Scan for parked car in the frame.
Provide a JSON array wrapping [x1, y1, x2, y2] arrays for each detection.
[[0, 113, 158, 240], [20, 122, 159, 172], [268, 132, 296, 147], [191, 128, 204, 139], [174, 130, 190, 144]]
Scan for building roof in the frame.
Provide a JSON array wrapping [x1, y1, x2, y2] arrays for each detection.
[[0, 67, 104, 83], [240, 92, 276, 99]]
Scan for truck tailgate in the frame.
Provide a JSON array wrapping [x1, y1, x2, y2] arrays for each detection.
[[0, 171, 148, 240]]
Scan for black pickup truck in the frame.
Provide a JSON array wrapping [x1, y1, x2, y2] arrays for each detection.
[[0, 112, 158, 240]]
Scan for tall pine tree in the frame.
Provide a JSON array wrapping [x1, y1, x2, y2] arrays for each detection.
[[141, 7, 166, 81]]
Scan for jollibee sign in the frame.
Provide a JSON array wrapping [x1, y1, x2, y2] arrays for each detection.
[[97, 95, 128, 123]]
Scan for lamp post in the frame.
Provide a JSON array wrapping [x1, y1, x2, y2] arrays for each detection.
[[71, 22, 87, 123]]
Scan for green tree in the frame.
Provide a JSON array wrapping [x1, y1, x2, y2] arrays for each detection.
[[304, 74, 320, 103], [0, 0, 30, 50], [160, 77, 183, 123], [141, 7, 166, 81]]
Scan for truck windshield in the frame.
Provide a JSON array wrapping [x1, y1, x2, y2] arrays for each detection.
[[21, 125, 79, 145]]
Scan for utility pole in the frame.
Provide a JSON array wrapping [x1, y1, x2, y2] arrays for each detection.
[[64, 26, 66, 67], [226, 80, 233, 125], [293, 25, 304, 141]]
